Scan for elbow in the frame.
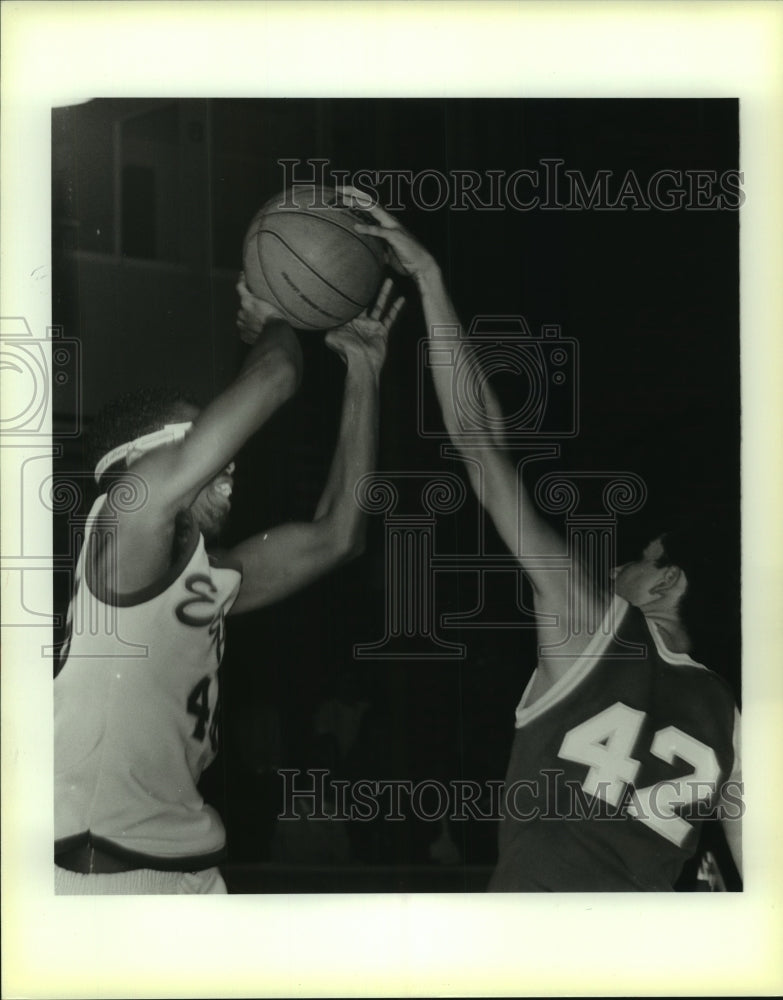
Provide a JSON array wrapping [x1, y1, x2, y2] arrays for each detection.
[[340, 532, 367, 565], [346, 532, 366, 562], [330, 524, 366, 567]]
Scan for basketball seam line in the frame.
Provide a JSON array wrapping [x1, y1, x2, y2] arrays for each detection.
[[258, 230, 374, 310], [258, 210, 385, 267], [253, 233, 348, 328], [248, 239, 293, 323]]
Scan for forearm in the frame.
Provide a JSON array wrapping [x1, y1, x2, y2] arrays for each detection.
[[416, 260, 572, 597], [416, 260, 462, 332], [417, 264, 512, 462], [168, 322, 301, 500], [239, 318, 303, 390], [416, 263, 476, 447], [416, 263, 521, 532], [228, 277, 398, 614], [228, 357, 379, 613], [314, 355, 380, 555], [126, 318, 302, 522]]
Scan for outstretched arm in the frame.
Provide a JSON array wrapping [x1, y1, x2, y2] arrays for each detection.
[[347, 189, 605, 657], [228, 279, 404, 614]]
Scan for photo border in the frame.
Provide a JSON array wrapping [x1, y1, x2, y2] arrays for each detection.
[[2, 2, 782, 997]]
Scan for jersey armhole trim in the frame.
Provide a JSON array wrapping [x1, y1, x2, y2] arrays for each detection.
[[647, 619, 707, 669], [515, 595, 630, 728], [83, 503, 202, 608]]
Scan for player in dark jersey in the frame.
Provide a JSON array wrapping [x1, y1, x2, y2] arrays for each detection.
[[54, 274, 404, 893], [346, 189, 742, 891]]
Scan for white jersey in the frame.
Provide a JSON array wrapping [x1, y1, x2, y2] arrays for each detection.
[[54, 494, 242, 869]]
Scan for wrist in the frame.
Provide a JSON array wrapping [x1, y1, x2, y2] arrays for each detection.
[[414, 258, 443, 291], [244, 316, 290, 350], [250, 321, 301, 368], [262, 316, 293, 338], [344, 346, 383, 383]]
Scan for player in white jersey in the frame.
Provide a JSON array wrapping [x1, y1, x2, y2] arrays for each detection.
[[346, 190, 743, 890], [54, 275, 404, 894]]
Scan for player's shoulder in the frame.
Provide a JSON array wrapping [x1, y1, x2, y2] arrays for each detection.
[[651, 648, 738, 747], [673, 659, 738, 714], [652, 634, 737, 708], [617, 600, 738, 704]]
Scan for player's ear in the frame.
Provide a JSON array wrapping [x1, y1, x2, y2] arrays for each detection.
[[651, 565, 683, 595]]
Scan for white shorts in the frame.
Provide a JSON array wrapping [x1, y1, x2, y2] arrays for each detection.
[[55, 864, 227, 895]]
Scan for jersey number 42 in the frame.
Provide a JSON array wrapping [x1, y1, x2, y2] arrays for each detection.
[[558, 701, 721, 847]]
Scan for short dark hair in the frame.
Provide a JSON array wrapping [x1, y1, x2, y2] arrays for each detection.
[[86, 385, 201, 482]]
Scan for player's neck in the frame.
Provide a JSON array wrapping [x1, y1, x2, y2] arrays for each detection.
[[173, 509, 198, 562], [643, 609, 691, 654]]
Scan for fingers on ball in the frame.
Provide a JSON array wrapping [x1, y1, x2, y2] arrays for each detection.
[[370, 280, 391, 319]]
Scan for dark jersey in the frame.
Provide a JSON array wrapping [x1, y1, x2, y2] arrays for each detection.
[[489, 596, 740, 891]]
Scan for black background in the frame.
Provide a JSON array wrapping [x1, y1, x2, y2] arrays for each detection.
[[52, 98, 740, 890]]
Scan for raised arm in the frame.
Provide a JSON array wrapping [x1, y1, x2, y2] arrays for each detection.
[[102, 283, 302, 594], [136, 284, 301, 511], [347, 190, 605, 655], [227, 279, 404, 614]]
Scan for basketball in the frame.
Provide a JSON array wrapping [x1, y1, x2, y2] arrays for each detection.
[[242, 187, 386, 330]]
